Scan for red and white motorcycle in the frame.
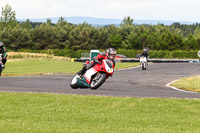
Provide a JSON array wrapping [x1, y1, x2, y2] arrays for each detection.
[[70, 59, 114, 90]]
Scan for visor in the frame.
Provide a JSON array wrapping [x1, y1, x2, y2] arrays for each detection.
[[109, 54, 115, 59]]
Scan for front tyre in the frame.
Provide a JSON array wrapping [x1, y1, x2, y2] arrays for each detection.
[[142, 63, 146, 70], [70, 75, 79, 89], [90, 73, 106, 90]]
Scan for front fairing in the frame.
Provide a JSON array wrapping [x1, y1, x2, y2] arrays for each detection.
[[102, 59, 114, 74], [140, 56, 147, 62], [93, 59, 114, 76]]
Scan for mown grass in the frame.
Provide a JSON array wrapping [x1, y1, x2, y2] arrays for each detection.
[[0, 92, 200, 133], [171, 75, 200, 92], [3, 59, 83, 76], [2, 59, 139, 76]]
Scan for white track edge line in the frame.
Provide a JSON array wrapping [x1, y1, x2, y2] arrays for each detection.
[[116, 65, 140, 71], [117, 65, 198, 94], [165, 80, 198, 94]]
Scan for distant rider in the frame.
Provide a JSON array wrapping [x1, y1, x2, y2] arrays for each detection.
[[78, 48, 117, 76], [0, 42, 7, 68], [140, 48, 149, 58], [140, 48, 149, 64]]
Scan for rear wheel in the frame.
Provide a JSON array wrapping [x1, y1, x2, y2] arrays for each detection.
[[70, 75, 79, 89], [90, 73, 106, 90]]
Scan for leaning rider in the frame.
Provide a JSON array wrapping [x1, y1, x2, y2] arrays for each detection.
[[77, 48, 117, 76], [0, 42, 7, 69]]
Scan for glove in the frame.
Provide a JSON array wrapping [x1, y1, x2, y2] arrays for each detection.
[[94, 58, 100, 64]]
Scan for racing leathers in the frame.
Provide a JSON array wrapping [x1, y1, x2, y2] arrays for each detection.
[[78, 52, 115, 76], [140, 51, 149, 58], [140, 51, 149, 65]]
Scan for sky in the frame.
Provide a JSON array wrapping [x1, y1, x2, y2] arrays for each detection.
[[0, 0, 200, 22]]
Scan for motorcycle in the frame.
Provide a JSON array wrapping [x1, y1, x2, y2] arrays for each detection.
[[140, 56, 147, 70], [0, 54, 4, 76], [70, 59, 114, 90]]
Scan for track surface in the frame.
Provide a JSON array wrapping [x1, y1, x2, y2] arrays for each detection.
[[0, 63, 200, 99]]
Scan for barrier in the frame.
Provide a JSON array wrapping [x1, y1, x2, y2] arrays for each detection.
[[74, 58, 199, 63]]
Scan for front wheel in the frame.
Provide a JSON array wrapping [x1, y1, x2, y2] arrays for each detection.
[[142, 63, 146, 70], [90, 73, 107, 90], [70, 75, 79, 89]]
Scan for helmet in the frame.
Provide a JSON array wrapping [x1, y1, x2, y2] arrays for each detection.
[[106, 48, 116, 60], [0, 42, 4, 49], [0, 42, 4, 47], [143, 48, 147, 53]]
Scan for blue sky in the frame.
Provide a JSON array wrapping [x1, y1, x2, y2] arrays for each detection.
[[0, 0, 200, 22]]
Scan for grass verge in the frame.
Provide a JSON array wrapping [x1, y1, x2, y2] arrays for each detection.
[[171, 75, 200, 92], [0, 92, 200, 133], [2, 59, 139, 76]]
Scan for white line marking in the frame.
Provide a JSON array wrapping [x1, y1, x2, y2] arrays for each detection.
[[116, 65, 140, 71], [166, 80, 198, 94]]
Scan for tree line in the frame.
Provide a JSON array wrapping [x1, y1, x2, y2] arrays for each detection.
[[1, 4, 200, 52]]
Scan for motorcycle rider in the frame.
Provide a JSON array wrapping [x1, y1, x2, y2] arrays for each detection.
[[140, 48, 149, 64], [77, 48, 117, 76], [0, 42, 7, 69], [140, 48, 149, 58]]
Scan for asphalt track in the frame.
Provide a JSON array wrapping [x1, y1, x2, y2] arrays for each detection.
[[0, 63, 200, 99]]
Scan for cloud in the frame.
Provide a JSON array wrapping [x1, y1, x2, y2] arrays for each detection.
[[168, 0, 200, 3]]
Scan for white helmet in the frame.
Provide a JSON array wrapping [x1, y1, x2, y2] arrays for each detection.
[[0, 42, 4, 47], [106, 48, 116, 60]]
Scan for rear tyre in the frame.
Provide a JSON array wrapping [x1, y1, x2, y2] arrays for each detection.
[[70, 75, 79, 89], [90, 73, 106, 90]]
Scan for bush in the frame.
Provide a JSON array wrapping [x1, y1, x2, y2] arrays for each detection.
[[13, 49, 199, 59]]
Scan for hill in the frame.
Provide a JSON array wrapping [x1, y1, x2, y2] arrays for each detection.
[[18, 16, 196, 26]]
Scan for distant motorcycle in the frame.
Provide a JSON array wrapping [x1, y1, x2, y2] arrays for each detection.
[[0, 54, 4, 76], [140, 56, 147, 70], [70, 59, 114, 90]]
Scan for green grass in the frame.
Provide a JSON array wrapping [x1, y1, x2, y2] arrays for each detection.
[[3, 59, 83, 76], [2, 59, 139, 76], [0, 92, 200, 133], [171, 75, 200, 92]]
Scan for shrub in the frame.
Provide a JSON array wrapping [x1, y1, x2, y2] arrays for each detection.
[[12, 49, 199, 59]]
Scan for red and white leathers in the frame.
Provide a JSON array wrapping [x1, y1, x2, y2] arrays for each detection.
[[78, 48, 116, 76], [78, 52, 115, 76]]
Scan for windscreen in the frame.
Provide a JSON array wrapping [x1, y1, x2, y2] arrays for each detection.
[[104, 59, 113, 68]]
